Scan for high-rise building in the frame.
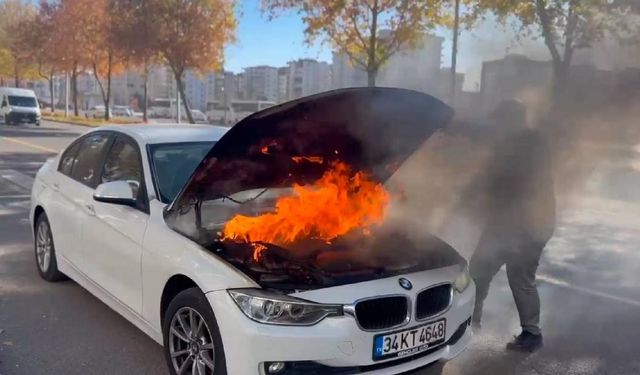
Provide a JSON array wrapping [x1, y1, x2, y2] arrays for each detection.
[[480, 54, 553, 113], [331, 52, 367, 89], [109, 70, 149, 110], [331, 33, 444, 96], [277, 67, 289, 102], [377, 34, 444, 95], [147, 65, 175, 100], [244, 65, 279, 101], [207, 70, 237, 106], [287, 58, 331, 100], [183, 71, 210, 111]]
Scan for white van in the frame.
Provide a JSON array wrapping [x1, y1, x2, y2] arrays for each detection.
[[0, 87, 41, 126]]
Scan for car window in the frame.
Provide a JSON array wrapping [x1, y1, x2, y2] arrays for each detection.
[[8, 96, 37, 107], [71, 133, 111, 187], [58, 140, 82, 176], [101, 136, 144, 200], [149, 142, 214, 203]]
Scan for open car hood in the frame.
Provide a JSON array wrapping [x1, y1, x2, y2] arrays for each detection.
[[166, 87, 453, 215], [164, 88, 457, 290]]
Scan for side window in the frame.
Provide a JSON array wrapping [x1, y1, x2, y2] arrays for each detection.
[[58, 141, 82, 176], [101, 136, 143, 199], [71, 133, 110, 187]]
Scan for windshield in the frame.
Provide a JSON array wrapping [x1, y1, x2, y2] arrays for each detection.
[[149, 142, 215, 203], [8, 96, 37, 107]]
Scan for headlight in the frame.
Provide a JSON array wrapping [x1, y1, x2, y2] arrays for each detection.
[[454, 265, 471, 293], [228, 289, 343, 326]]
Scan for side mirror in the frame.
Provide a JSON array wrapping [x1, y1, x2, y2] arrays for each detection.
[[93, 180, 137, 206]]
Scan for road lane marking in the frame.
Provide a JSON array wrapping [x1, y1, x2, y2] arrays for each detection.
[[538, 274, 640, 308], [0, 169, 35, 191], [0, 136, 58, 153]]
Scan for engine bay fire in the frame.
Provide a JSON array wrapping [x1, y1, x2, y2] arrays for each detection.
[[164, 88, 462, 290], [222, 161, 390, 261]]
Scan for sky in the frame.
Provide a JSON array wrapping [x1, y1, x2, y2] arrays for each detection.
[[224, 1, 331, 72], [225, 1, 552, 90]]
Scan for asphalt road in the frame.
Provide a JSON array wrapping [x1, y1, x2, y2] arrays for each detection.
[[1, 120, 640, 375]]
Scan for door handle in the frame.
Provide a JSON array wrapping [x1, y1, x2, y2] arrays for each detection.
[[52, 183, 59, 191], [85, 204, 95, 216]]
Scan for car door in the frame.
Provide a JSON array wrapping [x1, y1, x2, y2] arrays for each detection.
[[48, 133, 111, 269], [81, 134, 148, 313]]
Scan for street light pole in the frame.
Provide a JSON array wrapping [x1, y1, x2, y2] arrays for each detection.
[[65, 73, 69, 118]]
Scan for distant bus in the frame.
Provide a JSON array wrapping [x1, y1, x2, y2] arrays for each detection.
[[148, 98, 176, 118], [206, 100, 275, 125]]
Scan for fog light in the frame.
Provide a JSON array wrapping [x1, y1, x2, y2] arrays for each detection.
[[267, 362, 286, 373]]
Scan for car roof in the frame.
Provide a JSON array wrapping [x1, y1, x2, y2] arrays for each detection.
[[1, 87, 36, 97], [94, 124, 228, 145]]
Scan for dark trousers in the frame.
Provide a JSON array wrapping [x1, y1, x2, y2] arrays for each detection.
[[470, 230, 546, 335]]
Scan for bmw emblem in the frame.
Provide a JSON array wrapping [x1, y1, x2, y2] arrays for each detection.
[[398, 278, 412, 290]]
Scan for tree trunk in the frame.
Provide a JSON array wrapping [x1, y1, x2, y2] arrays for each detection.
[[367, 0, 379, 87], [367, 68, 377, 87], [450, 0, 461, 105], [93, 70, 108, 120], [72, 64, 79, 117], [552, 60, 571, 100], [142, 61, 149, 122], [49, 72, 55, 114], [105, 53, 112, 121], [14, 66, 19, 88], [174, 71, 195, 124]]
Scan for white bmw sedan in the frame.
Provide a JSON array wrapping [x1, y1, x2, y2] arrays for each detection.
[[30, 88, 475, 375]]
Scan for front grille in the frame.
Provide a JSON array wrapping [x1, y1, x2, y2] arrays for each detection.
[[355, 296, 408, 330], [9, 112, 36, 122], [416, 284, 452, 320]]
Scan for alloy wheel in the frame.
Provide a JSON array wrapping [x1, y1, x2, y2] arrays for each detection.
[[169, 307, 216, 375], [36, 220, 52, 273]]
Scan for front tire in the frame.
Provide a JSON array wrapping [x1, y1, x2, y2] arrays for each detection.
[[34, 213, 66, 281], [163, 288, 227, 375]]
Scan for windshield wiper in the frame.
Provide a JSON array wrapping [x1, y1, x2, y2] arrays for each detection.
[[219, 188, 269, 204]]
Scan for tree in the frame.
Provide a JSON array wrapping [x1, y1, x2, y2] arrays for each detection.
[[78, 0, 129, 121], [0, 0, 38, 87], [19, 1, 63, 112], [111, 0, 161, 122], [473, 0, 636, 96], [264, 0, 449, 87], [152, 0, 236, 124], [55, 0, 93, 116]]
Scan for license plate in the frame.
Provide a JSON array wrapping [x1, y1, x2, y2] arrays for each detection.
[[373, 319, 446, 361]]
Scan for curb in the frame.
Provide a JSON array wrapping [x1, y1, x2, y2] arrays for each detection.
[[42, 117, 144, 128], [42, 117, 99, 127]]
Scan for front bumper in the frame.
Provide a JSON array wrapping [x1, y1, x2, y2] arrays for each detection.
[[7, 111, 39, 123], [206, 270, 474, 375]]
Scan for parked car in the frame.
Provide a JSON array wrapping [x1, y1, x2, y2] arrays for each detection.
[[0, 87, 41, 126], [85, 105, 112, 119], [181, 109, 208, 123], [29, 88, 474, 375], [112, 105, 133, 117]]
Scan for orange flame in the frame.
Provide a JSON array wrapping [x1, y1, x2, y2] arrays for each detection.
[[222, 162, 390, 260]]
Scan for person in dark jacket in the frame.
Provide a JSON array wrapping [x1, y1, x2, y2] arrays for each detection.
[[470, 99, 556, 352]]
